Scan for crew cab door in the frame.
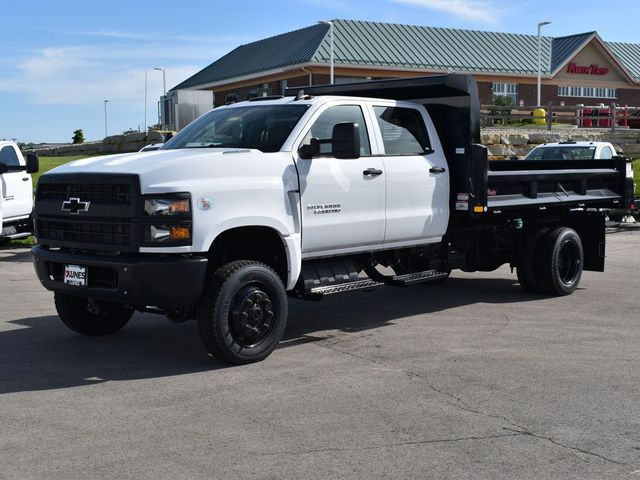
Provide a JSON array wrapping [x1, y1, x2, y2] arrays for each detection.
[[295, 103, 385, 254], [371, 103, 449, 244], [0, 145, 33, 221]]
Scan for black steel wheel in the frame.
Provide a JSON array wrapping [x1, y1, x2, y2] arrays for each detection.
[[516, 227, 549, 294], [54, 293, 133, 336], [539, 227, 584, 296], [196, 260, 287, 365]]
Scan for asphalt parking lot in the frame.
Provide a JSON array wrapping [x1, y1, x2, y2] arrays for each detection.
[[1, 227, 639, 480]]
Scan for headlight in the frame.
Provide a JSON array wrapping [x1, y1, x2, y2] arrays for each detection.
[[144, 197, 190, 216], [142, 194, 192, 246]]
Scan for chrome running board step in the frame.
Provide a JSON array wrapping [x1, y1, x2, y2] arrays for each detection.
[[309, 278, 383, 296], [393, 270, 449, 286], [302, 269, 449, 299]]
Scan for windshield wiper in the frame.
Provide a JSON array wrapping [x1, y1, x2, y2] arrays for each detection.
[[184, 142, 224, 149]]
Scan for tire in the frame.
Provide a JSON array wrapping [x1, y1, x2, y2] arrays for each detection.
[[516, 228, 549, 293], [538, 227, 584, 296], [54, 293, 133, 336], [196, 260, 287, 365]]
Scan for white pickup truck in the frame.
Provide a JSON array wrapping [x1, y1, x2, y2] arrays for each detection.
[[0, 141, 39, 242], [32, 75, 635, 364]]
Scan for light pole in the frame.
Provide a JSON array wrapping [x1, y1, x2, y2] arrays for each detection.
[[318, 21, 334, 84], [537, 21, 551, 107], [154, 67, 167, 129], [103, 99, 109, 138], [144, 70, 147, 133]]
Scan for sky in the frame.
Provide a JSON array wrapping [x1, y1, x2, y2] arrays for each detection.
[[2, 0, 640, 143]]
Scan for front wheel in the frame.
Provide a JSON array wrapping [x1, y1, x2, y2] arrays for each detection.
[[196, 260, 287, 365], [54, 293, 133, 336]]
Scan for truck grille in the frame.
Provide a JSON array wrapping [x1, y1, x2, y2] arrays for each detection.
[[37, 218, 133, 247], [37, 182, 132, 205], [34, 174, 141, 251]]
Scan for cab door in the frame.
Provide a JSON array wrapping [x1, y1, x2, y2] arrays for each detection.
[[371, 103, 450, 245], [0, 145, 32, 220], [295, 103, 386, 254]]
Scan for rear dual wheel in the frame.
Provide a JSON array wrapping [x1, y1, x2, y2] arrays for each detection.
[[517, 227, 583, 296]]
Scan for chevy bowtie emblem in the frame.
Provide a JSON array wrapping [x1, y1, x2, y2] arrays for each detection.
[[61, 197, 91, 214]]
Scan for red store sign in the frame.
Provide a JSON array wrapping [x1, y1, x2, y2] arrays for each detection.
[[566, 62, 609, 75]]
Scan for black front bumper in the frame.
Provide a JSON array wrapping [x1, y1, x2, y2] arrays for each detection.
[[32, 246, 208, 308]]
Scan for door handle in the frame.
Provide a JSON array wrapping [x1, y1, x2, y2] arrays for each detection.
[[429, 166, 446, 173], [22, 177, 29, 181], [363, 168, 383, 176]]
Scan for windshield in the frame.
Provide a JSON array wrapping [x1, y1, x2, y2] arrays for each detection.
[[164, 104, 309, 152], [525, 146, 596, 160]]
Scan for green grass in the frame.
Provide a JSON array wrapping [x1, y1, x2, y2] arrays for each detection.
[[33, 155, 89, 186], [633, 159, 640, 196]]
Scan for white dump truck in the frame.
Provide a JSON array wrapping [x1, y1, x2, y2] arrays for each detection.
[[32, 75, 634, 364]]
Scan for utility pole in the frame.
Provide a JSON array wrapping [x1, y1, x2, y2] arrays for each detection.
[[104, 99, 109, 138]]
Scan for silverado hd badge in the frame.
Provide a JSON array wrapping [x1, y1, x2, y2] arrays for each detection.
[[306, 203, 342, 215], [61, 197, 91, 214]]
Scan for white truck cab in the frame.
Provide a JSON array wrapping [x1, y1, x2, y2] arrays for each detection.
[[0, 141, 38, 241], [31, 75, 634, 364]]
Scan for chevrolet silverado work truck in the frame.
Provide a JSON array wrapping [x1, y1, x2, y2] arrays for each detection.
[[1, 141, 38, 242], [32, 75, 634, 364]]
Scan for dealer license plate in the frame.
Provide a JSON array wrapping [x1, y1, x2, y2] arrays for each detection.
[[64, 264, 87, 287]]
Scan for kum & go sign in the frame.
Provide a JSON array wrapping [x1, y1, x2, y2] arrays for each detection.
[[566, 62, 610, 75]]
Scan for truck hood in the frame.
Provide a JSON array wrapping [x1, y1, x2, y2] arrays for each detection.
[[43, 148, 296, 194], [47, 148, 261, 176]]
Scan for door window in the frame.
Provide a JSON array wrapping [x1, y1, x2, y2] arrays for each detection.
[[0, 146, 20, 166], [373, 106, 431, 155], [301, 105, 371, 156]]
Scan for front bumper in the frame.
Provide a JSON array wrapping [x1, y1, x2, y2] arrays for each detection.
[[32, 246, 208, 308]]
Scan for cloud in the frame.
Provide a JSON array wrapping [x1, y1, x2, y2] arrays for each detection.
[[390, 0, 500, 23], [0, 38, 240, 107], [49, 28, 254, 45]]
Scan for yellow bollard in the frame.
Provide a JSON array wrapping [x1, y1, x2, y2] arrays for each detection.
[[533, 108, 546, 125]]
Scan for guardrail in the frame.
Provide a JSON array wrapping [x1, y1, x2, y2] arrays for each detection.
[[480, 103, 640, 132]]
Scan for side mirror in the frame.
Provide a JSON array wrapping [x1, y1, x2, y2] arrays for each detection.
[[0, 163, 7, 174], [509, 156, 519, 161], [332, 122, 360, 159], [26, 152, 39, 174], [298, 138, 321, 160]]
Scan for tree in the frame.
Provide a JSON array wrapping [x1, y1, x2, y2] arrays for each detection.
[[72, 129, 85, 144], [490, 95, 513, 125]]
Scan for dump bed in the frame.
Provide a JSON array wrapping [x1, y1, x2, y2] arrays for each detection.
[[487, 158, 632, 212], [287, 74, 634, 217]]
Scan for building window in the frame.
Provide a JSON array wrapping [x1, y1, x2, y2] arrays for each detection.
[[558, 86, 617, 99], [492, 82, 517, 103]]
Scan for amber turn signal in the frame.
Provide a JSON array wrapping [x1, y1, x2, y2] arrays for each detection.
[[170, 226, 191, 240]]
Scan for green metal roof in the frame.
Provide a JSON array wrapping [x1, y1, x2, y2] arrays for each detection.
[[608, 41, 640, 80], [172, 24, 329, 90], [550, 32, 596, 72], [312, 20, 551, 75], [172, 19, 639, 91]]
